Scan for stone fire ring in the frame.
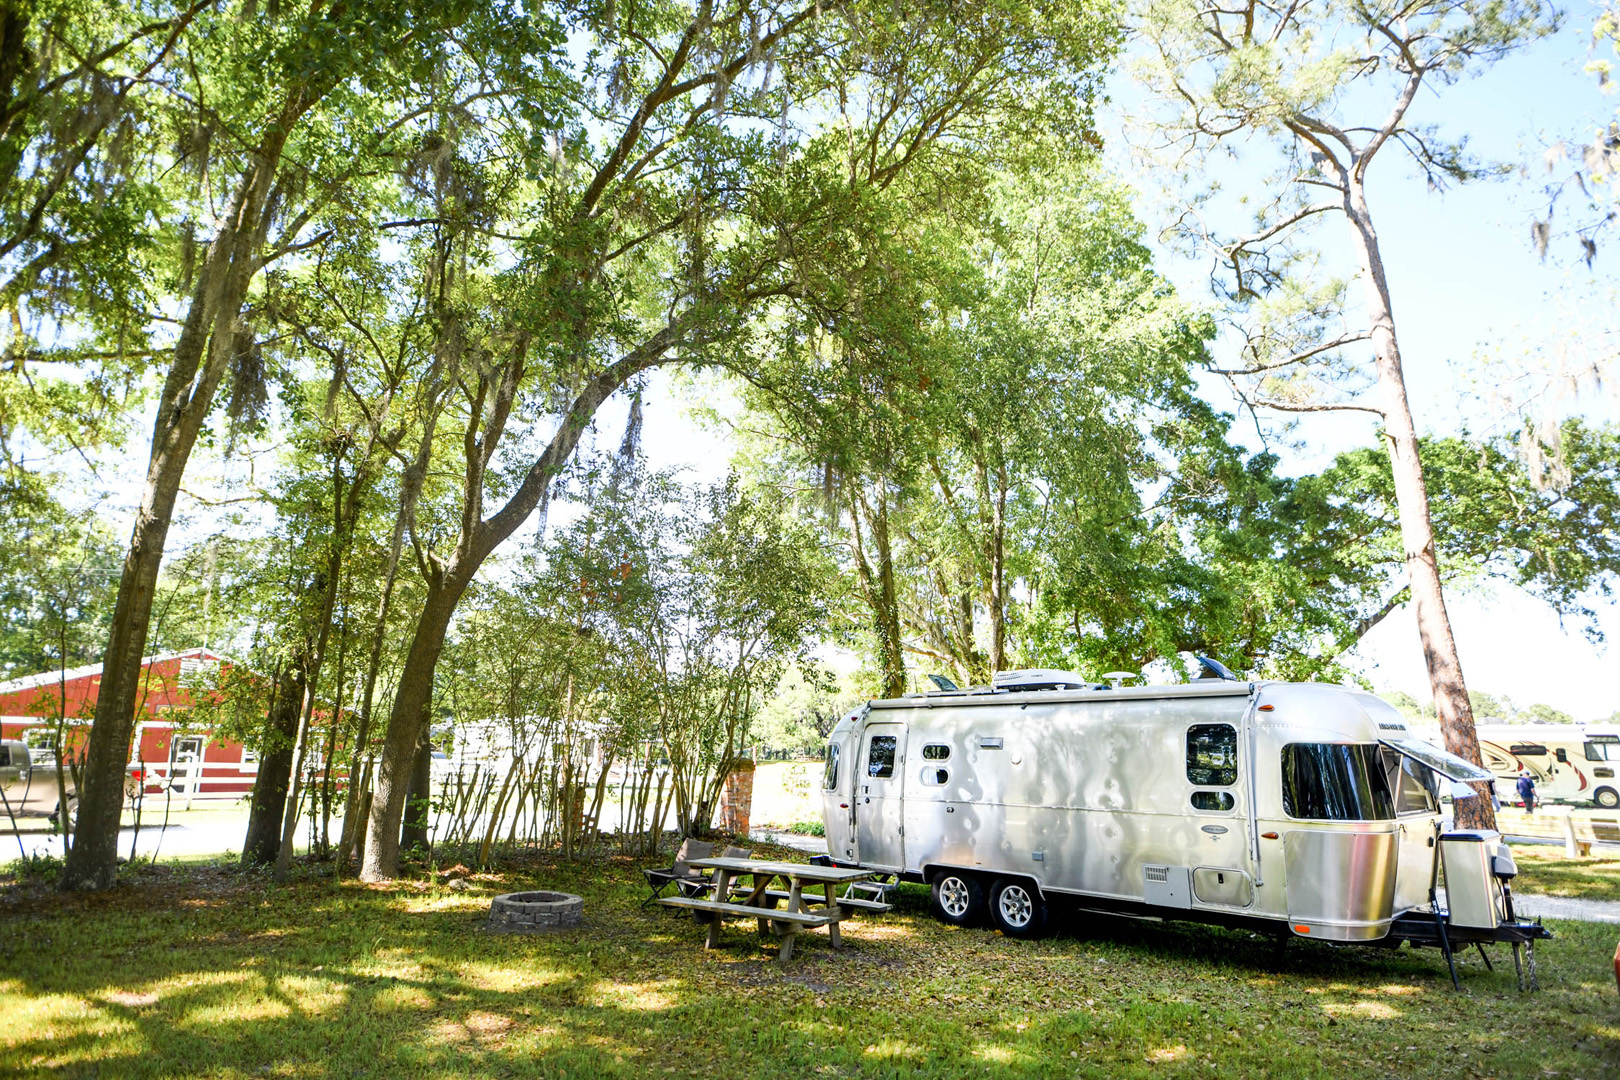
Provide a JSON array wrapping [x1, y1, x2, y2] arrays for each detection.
[[488, 891, 584, 932]]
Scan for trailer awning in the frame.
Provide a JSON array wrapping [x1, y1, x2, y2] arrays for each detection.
[[1379, 738, 1494, 783]]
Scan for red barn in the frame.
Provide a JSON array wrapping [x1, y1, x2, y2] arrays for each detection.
[[0, 648, 258, 798]]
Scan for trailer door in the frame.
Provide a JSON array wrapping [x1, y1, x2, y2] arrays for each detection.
[[855, 722, 906, 871]]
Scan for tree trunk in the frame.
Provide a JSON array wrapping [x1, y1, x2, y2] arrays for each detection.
[[399, 715, 435, 855], [242, 658, 309, 867], [272, 683, 316, 880], [1344, 180, 1495, 832], [358, 349, 672, 882], [59, 132, 289, 891], [337, 480, 412, 873], [360, 579, 461, 879]]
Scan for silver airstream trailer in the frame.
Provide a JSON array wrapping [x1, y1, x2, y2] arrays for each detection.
[[819, 666, 1548, 983]]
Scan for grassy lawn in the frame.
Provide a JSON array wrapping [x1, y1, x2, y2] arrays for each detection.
[[2, 846, 1617, 1080], [1511, 848, 1620, 903]]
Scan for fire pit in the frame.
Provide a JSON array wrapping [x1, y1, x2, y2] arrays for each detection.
[[487, 891, 584, 932]]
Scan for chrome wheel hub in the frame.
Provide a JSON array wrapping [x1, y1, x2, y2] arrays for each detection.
[[940, 877, 971, 917], [999, 885, 1033, 927]]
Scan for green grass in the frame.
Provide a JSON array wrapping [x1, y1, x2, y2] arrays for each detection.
[[1511, 848, 1620, 903], [1, 848, 1616, 1079]]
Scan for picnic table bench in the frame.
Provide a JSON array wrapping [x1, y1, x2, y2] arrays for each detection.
[[657, 857, 888, 960], [1496, 807, 1620, 857]]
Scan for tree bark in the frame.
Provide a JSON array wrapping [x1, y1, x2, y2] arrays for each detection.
[[398, 711, 434, 854], [1343, 179, 1494, 831], [337, 497, 408, 872], [359, 345, 677, 881], [242, 657, 309, 867], [59, 127, 290, 891]]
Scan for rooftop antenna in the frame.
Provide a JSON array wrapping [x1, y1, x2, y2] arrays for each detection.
[[1101, 671, 1138, 690]]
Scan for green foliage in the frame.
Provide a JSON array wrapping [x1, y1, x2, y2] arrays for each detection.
[[536, 468, 833, 831], [0, 480, 120, 682], [752, 667, 862, 755], [1323, 420, 1620, 638]]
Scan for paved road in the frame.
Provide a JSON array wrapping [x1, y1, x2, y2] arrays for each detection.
[[3, 805, 254, 862], [1511, 892, 1620, 924]]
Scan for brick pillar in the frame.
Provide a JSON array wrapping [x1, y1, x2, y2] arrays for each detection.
[[717, 760, 756, 834]]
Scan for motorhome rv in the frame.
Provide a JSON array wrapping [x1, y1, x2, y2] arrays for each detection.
[[820, 667, 1549, 984], [1443, 724, 1620, 809]]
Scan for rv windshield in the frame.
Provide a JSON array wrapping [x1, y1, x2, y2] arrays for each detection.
[[1281, 744, 1396, 821], [1378, 738, 1495, 783]]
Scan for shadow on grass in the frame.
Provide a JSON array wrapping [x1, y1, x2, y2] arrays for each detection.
[[1, 854, 1616, 1080]]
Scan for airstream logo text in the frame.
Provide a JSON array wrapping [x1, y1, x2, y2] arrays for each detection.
[[1200, 825, 1229, 835]]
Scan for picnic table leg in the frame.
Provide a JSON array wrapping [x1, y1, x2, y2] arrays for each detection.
[[775, 881, 804, 961], [746, 876, 775, 940], [825, 880, 842, 949], [705, 870, 731, 950]]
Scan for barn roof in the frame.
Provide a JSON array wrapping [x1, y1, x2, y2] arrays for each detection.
[[0, 648, 234, 697]]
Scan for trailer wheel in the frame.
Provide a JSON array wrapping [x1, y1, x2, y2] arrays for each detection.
[[929, 871, 985, 927], [1595, 787, 1619, 810], [989, 878, 1047, 939]]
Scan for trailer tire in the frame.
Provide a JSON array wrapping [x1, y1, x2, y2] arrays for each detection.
[[1594, 787, 1619, 810], [929, 871, 985, 927], [989, 878, 1047, 939]]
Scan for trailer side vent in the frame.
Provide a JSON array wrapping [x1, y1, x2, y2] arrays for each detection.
[[1142, 865, 1193, 910]]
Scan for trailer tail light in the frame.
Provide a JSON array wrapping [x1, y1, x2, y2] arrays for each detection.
[[1293, 924, 1311, 934]]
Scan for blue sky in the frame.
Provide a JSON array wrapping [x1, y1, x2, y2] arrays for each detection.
[[1105, 6, 1619, 719]]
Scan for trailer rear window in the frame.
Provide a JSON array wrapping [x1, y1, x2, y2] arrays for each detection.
[[1187, 724, 1238, 786], [823, 744, 840, 790], [1282, 744, 1395, 821], [867, 735, 897, 778]]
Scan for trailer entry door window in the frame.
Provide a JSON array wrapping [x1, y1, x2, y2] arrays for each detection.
[[1187, 724, 1238, 786], [823, 744, 840, 790], [867, 735, 897, 778], [1282, 744, 1395, 821]]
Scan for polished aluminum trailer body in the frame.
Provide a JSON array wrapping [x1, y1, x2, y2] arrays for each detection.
[[821, 679, 1492, 943]]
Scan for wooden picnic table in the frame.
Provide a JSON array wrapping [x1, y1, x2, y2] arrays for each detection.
[[656, 857, 886, 960]]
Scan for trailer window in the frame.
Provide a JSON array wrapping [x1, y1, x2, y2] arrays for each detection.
[[1191, 791, 1235, 811], [823, 744, 840, 790], [1282, 744, 1395, 821], [867, 735, 897, 778], [920, 766, 949, 786], [1585, 738, 1620, 762], [1509, 743, 1548, 757], [922, 744, 951, 761], [1380, 747, 1439, 815], [1187, 724, 1238, 786]]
